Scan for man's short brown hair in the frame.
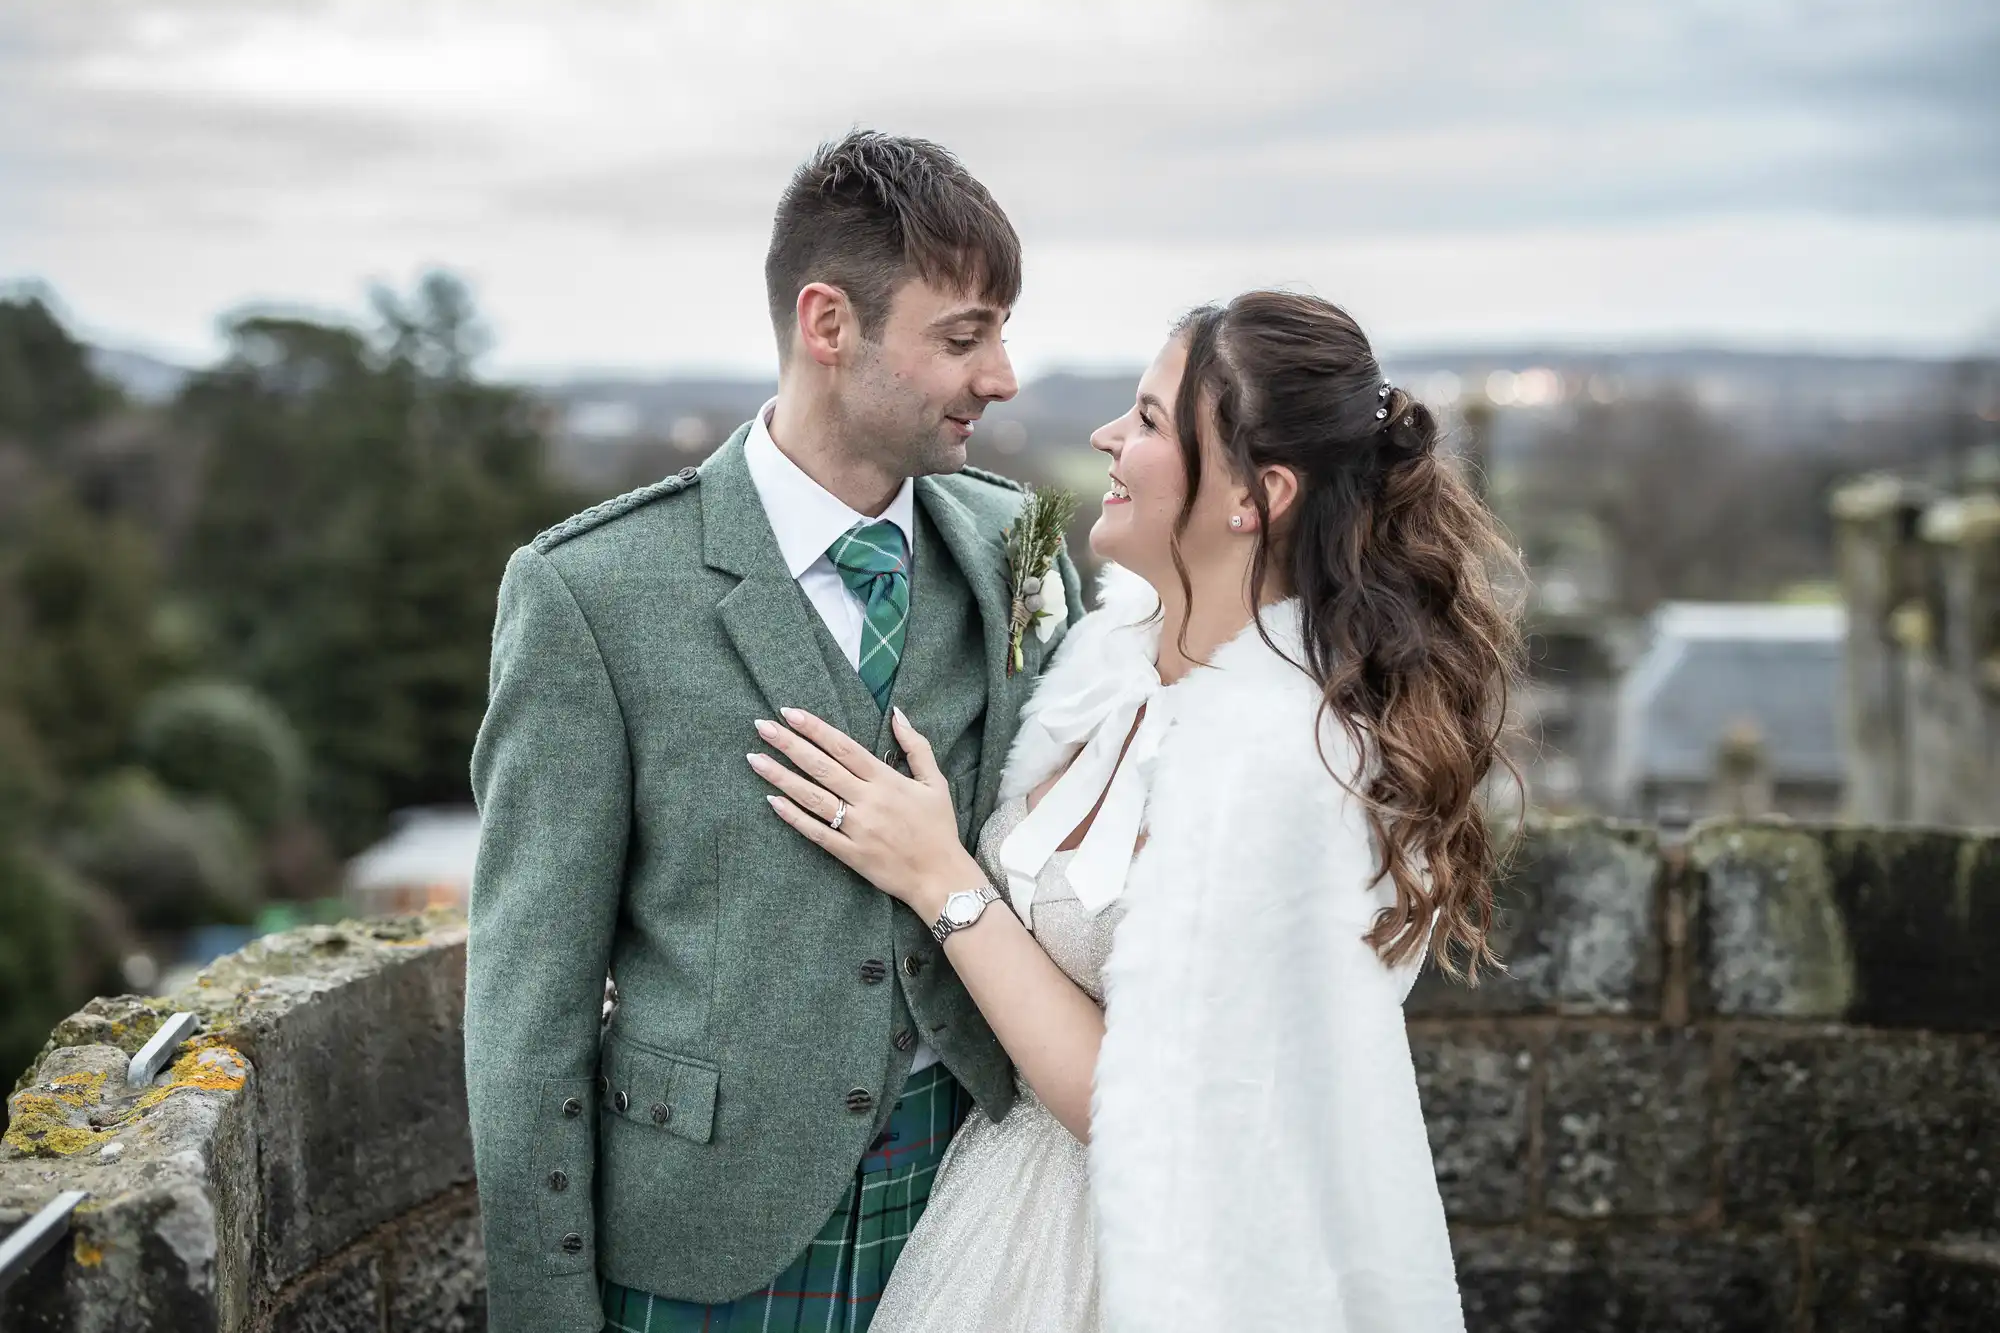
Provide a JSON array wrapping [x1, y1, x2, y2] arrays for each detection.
[[765, 131, 1022, 359]]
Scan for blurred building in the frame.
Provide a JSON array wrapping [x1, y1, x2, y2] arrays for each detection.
[[1506, 512, 1632, 814], [344, 807, 482, 916], [1833, 459, 2000, 828], [1610, 602, 1847, 822]]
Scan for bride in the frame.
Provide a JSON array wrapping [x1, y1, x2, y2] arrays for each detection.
[[747, 290, 1522, 1331]]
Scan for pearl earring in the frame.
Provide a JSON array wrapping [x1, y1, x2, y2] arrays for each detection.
[[1230, 515, 1244, 530]]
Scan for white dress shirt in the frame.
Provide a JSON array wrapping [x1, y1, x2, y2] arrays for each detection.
[[743, 399, 939, 1073], [744, 399, 917, 667]]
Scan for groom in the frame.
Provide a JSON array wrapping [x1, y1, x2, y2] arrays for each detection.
[[465, 130, 1083, 1330]]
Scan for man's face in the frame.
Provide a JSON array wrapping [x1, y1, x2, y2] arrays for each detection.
[[835, 276, 1019, 478]]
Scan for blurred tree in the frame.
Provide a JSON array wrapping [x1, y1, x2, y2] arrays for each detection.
[[0, 493, 170, 784], [0, 289, 119, 450], [175, 273, 581, 850], [0, 844, 76, 1094], [1521, 392, 1850, 615], [133, 678, 307, 833], [60, 768, 261, 932]]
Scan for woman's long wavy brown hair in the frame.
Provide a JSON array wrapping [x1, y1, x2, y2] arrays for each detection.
[[1170, 291, 1524, 981]]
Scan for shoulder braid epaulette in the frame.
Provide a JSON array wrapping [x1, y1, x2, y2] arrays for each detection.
[[531, 466, 701, 553], [957, 464, 1026, 494]]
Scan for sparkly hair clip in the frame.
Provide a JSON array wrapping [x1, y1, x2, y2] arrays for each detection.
[[1375, 382, 1392, 420]]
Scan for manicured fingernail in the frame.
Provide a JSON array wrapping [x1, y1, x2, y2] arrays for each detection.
[[754, 719, 777, 738], [765, 795, 783, 810], [746, 753, 765, 768], [780, 707, 806, 725]]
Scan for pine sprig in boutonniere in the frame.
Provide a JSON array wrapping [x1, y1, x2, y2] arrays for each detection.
[[1003, 484, 1078, 674]]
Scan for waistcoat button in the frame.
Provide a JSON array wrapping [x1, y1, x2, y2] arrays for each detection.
[[892, 1028, 915, 1052], [901, 954, 925, 979]]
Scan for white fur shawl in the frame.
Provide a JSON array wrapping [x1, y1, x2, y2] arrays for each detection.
[[998, 565, 1465, 1333]]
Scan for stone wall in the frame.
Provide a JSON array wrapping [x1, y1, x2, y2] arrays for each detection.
[[1410, 817, 2000, 1331], [2, 912, 480, 1332], [4, 820, 1996, 1331]]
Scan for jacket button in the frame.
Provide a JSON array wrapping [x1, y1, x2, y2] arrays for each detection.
[[613, 1090, 629, 1113], [846, 1087, 875, 1115], [560, 1232, 584, 1254], [548, 1169, 568, 1192], [860, 959, 887, 985], [561, 1096, 583, 1118], [892, 1028, 915, 1053], [901, 954, 925, 979], [595, 1074, 609, 1095], [678, 466, 698, 482], [651, 1102, 672, 1126]]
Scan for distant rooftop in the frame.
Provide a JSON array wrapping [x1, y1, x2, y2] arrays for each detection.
[[1614, 602, 1847, 796], [345, 806, 481, 914]]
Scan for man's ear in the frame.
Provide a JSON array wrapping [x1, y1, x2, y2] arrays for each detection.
[[1259, 464, 1302, 527], [795, 282, 852, 367]]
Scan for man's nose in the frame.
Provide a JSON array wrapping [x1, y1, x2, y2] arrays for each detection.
[[976, 344, 1019, 403]]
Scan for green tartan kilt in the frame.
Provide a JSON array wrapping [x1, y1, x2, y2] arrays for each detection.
[[599, 1063, 971, 1333]]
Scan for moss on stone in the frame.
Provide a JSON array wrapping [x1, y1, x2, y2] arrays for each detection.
[[1689, 821, 1857, 1018]]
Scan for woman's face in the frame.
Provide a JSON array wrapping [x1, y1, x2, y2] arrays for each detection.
[[1087, 335, 1246, 583]]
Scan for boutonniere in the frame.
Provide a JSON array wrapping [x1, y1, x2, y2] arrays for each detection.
[[1003, 484, 1079, 674]]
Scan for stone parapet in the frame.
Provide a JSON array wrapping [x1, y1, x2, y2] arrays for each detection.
[[1403, 815, 1998, 1329], [1689, 821, 2000, 1029], [1407, 816, 1664, 1018], [1, 911, 476, 1332], [4, 819, 1997, 1330]]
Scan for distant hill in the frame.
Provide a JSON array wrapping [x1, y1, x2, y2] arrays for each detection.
[[89, 347, 191, 403], [90, 342, 1973, 465]]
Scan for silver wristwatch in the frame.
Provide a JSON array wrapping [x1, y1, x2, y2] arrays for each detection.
[[931, 885, 1002, 944]]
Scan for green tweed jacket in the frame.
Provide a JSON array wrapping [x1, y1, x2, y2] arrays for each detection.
[[464, 423, 1085, 1329]]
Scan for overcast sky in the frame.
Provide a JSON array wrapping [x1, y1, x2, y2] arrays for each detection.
[[3, 0, 1996, 376]]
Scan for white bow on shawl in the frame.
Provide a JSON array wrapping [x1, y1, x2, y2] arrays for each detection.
[[995, 614, 1168, 918]]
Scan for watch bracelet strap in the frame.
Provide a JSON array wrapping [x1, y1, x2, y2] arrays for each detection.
[[930, 885, 1001, 944]]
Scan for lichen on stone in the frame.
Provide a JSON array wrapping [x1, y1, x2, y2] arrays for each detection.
[[133, 1035, 248, 1113], [5, 1029, 248, 1160]]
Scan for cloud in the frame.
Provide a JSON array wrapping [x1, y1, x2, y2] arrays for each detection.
[[0, 0, 1994, 367]]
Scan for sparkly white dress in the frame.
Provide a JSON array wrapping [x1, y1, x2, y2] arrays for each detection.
[[871, 795, 1122, 1333]]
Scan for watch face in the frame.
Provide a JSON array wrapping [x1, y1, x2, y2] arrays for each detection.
[[944, 891, 982, 926]]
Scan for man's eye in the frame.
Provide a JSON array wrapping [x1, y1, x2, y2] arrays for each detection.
[[949, 338, 978, 353]]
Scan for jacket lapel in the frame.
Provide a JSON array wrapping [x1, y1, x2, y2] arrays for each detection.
[[914, 477, 1018, 819], [701, 427, 849, 728]]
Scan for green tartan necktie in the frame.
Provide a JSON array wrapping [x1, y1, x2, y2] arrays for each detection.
[[827, 519, 910, 712]]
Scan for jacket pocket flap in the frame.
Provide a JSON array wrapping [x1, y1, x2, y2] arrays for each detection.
[[606, 1040, 718, 1144]]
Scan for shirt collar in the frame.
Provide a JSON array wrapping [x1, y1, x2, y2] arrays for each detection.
[[743, 397, 917, 579]]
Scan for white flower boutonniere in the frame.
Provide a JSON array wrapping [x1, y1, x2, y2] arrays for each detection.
[[1003, 485, 1078, 675]]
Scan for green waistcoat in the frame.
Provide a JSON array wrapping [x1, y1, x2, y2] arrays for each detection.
[[463, 424, 1084, 1328]]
